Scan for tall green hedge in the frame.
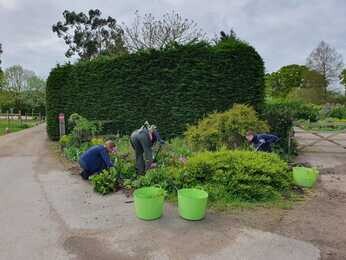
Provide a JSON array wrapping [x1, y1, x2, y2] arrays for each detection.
[[47, 40, 265, 140]]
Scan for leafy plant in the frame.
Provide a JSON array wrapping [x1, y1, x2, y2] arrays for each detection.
[[185, 104, 269, 151], [176, 150, 292, 202], [68, 113, 101, 144], [329, 105, 346, 119], [90, 168, 119, 195]]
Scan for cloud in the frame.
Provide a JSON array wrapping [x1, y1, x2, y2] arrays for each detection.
[[0, 0, 17, 10], [0, 0, 345, 78]]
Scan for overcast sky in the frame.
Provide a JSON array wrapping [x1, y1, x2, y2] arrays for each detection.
[[0, 0, 345, 78]]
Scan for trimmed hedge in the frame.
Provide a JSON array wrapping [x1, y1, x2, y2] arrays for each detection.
[[47, 40, 265, 140]]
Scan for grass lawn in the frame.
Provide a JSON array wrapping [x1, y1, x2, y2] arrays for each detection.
[[0, 119, 38, 135]]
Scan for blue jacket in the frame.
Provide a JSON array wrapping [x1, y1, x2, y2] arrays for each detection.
[[79, 145, 113, 173], [252, 134, 279, 151]]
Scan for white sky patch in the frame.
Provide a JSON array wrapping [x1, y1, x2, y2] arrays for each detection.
[[0, 0, 17, 10]]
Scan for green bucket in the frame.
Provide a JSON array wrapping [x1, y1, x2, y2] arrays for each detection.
[[293, 167, 319, 188], [178, 188, 208, 221], [133, 187, 165, 220]]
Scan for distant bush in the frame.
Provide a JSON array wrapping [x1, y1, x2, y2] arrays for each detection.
[[184, 104, 269, 151], [329, 105, 346, 119]]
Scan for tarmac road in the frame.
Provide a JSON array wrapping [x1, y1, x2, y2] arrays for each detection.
[[0, 125, 320, 260]]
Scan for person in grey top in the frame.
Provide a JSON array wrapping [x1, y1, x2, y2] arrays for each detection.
[[130, 122, 164, 175]]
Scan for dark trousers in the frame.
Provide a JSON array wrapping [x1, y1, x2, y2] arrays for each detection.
[[130, 137, 145, 175]]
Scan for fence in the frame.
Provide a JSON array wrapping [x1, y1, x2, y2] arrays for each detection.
[[0, 111, 45, 127]]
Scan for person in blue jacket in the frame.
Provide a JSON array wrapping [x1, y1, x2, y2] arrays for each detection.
[[79, 140, 116, 180], [246, 130, 279, 152]]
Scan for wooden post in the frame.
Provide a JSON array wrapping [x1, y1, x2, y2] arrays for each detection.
[[7, 111, 9, 128], [19, 110, 22, 126], [287, 129, 292, 162]]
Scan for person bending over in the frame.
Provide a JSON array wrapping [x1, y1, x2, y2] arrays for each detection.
[[246, 130, 279, 152], [130, 122, 164, 175], [79, 140, 116, 180]]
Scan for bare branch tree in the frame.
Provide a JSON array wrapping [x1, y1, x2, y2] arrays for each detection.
[[123, 11, 206, 52], [306, 41, 344, 95]]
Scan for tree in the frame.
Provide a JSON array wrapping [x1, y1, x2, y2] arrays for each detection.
[[266, 65, 308, 97], [306, 41, 344, 95], [265, 64, 326, 102], [22, 75, 46, 112], [52, 9, 127, 60], [340, 69, 346, 90], [3, 65, 27, 110], [0, 43, 4, 88], [123, 11, 206, 52], [0, 43, 3, 65], [220, 29, 238, 41]]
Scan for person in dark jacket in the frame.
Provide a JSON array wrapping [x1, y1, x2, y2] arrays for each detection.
[[79, 140, 116, 180], [246, 130, 279, 152], [130, 122, 164, 175]]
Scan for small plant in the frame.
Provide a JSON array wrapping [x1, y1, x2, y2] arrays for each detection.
[[90, 168, 119, 195], [68, 113, 102, 144]]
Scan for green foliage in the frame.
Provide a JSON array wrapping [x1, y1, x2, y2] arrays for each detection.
[[47, 39, 265, 140], [177, 150, 292, 202], [59, 134, 74, 147], [341, 69, 346, 89], [266, 65, 307, 98], [266, 64, 326, 103], [329, 105, 346, 119], [59, 113, 102, 160], [90, 168, 119, 195], [53, 9, 126, 59], [1, 65, 46, 114], [68, 113, 101, 144], [130, 167, 176, 193], [298, 118, 346, 132], [185, 104, 269, 151]]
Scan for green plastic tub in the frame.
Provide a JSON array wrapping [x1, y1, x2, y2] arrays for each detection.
[[293, 167, 319, 188], [178, 188, 208, 220], [133, 187, 165, 220]]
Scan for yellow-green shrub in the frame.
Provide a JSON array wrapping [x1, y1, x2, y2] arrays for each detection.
[[184, 104, 269, 151]]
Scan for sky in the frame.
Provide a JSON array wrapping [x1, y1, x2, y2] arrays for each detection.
[[0, 0, 346, 78]]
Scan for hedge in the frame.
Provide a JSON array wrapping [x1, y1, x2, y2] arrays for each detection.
[[47, 40, 265, 140]]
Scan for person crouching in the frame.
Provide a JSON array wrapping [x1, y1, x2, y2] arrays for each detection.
[[79, 140, 116, 180]]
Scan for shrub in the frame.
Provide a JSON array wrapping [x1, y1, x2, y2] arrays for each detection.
[[329, 105, 346, 119], [68, 113, 101, 144], [90, 168, 119, 195], [176, 150, 292, 202], [47, 39, 265, 140], [266, 99, 319, 122], [184, 104, 269, 151], [262, 101, 294, 154]]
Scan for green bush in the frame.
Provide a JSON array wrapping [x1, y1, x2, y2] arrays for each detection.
[[176, 150, 292, 202], [185, 104, 269, 151], [262, 101, 294, 154], [68, 113, 101, 144], [266, 99, 319, 122], [329, 105, 346, 119], [90, 168, 118, 195], [47, 39, 265, 140]]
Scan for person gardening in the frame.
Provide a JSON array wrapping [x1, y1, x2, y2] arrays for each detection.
[[79, 140, 117, 180], [130, 121, 165, 175], [246, 130, 279, 152]]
